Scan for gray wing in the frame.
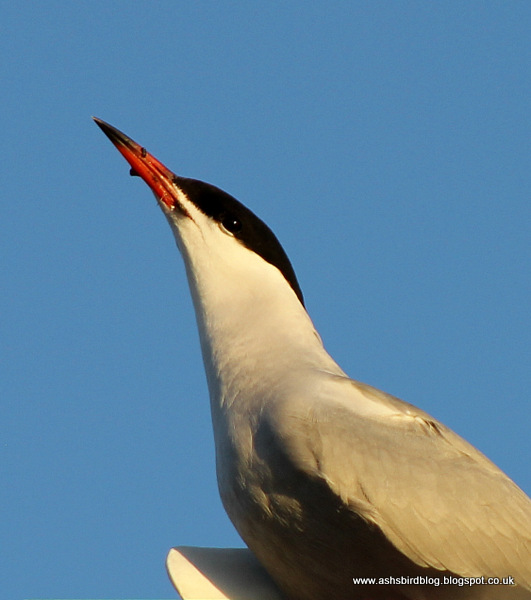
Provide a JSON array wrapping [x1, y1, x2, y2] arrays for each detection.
[[268, 373, 531, 588]]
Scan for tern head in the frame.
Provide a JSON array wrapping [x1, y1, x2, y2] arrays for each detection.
[[93, 118, 304, 311]]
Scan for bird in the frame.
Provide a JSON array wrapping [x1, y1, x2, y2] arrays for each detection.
[[94, 117, 531, 600]]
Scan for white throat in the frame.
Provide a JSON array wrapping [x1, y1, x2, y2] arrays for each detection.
[[167, 209, 344, 416]]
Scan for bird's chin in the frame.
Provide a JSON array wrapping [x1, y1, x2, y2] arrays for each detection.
[[153, 192, 190, 220]]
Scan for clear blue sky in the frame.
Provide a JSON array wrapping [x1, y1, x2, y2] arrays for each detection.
[[2, 2, 529, 598]]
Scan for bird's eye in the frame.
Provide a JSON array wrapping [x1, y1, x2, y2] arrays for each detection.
[[220, 213, 242, 234]]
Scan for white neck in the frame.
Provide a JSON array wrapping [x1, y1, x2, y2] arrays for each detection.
[[173, 223, 344, 416]]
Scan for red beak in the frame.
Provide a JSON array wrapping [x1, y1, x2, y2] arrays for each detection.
[[93, 117, 178, 210]]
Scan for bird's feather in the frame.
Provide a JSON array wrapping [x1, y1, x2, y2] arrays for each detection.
[[264, 372, 531, 588]]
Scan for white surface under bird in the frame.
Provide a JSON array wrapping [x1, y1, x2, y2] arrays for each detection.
[[94, 118, 531, 600]]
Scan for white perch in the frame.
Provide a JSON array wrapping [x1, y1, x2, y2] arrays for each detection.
[[167, 547, 283, 600]]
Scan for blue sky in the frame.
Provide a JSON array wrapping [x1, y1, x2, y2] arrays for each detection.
[[2, 2, 530, 598]]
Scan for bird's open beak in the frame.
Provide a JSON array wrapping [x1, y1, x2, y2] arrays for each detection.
[[93, 117, 178, 211]]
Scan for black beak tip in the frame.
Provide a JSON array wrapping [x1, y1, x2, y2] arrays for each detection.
[[92, 116, 129, 147], [92, 116, 107, 131]]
